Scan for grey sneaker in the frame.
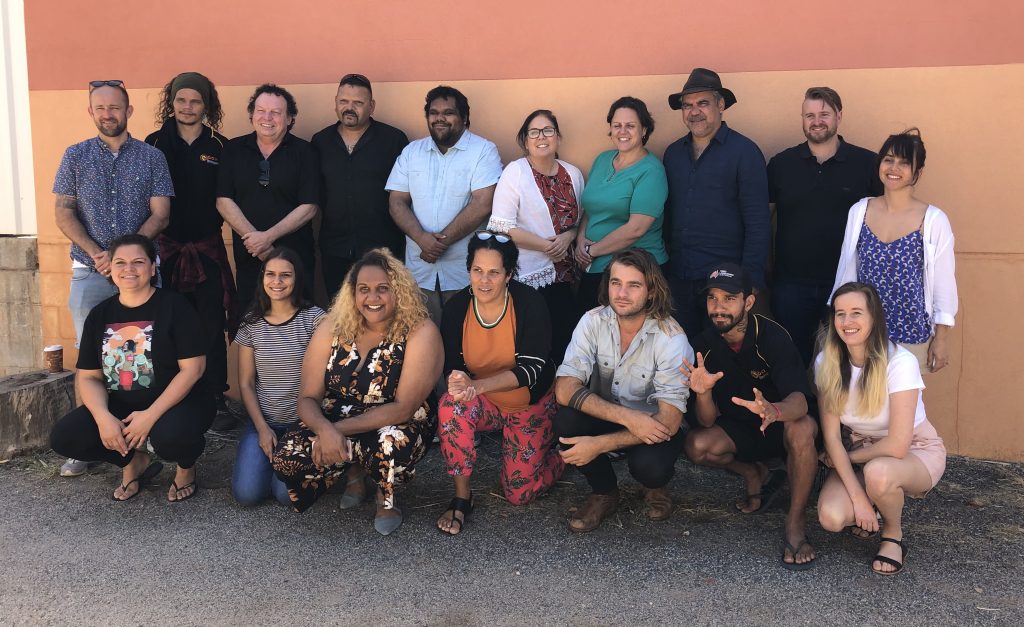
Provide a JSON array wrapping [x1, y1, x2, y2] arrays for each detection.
[[60, 458, 88, 477]]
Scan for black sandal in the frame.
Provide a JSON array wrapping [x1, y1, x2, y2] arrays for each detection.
[[872, 537, 908, 576], [438, 494, 474, 536], [112, 461, 163, 502]]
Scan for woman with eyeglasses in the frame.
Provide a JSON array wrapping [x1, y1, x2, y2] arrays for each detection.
[[487, 109, 585, 362], [574, 96, 670, 310], [815, 282, 946, 575], [271, 248, 442, 535], [435, 233, 564, 535]]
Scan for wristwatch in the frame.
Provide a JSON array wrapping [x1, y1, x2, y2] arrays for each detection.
[[584, 243, 592, 256]]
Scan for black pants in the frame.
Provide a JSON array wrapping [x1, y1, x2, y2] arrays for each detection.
[[320, 252, 356, 305], [668, 277, 710, 339], [554, 405, 684, 494], [161, 254, 228, 395], [50, 393, 215, 469], [539, 281, 581, 367]]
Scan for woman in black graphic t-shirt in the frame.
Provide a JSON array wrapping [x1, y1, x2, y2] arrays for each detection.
[[50, 234, 213, 502]]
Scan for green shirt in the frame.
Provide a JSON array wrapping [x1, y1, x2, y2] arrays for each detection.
[[580, 150, 669, 273]]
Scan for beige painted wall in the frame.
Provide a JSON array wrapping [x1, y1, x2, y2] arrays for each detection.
[[30, 64, 1024, 460]]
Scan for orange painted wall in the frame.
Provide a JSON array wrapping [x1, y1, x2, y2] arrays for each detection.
[[24, 3, 1024, 460]]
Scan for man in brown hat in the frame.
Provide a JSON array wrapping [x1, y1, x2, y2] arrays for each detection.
[[663, 68, 770, 338]]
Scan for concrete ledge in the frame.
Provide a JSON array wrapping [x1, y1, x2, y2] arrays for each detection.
[[0, 370, 73, 457]]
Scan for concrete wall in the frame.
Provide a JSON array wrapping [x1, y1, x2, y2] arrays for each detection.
[[0, 237, 42, 376], [21, 2, 1024, 460]]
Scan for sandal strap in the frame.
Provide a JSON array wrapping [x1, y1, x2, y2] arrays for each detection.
[[879, 536, 904, 548], [447, 495, 474, 515], [873, 555, 904, 570]]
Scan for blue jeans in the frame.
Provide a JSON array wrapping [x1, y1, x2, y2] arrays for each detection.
[[771, 280, 832, 368], [231, 422, 292, 506], [68, 267, 119, 349]]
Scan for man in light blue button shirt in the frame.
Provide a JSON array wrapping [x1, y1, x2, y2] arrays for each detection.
[[554, 249, 694, 532], [386, 85, 502, 322]]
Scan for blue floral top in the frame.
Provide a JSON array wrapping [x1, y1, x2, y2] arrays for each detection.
[[856, 222, 931, 344]]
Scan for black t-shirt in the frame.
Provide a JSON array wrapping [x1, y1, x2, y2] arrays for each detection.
[[311, 118, 408, 258], [767, 138, 882, 285], [144, 120, 228, 243], [216, 132, 320, 252], [689, 314, 814, 425], [77, 289, 206, 409]]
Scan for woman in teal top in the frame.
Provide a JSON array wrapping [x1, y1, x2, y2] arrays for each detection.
[[575, 96, 669, 310]]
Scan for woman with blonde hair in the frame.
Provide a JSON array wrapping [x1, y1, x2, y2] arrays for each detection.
[[272, 248, 442, 535], [815, 282, 946, 575]]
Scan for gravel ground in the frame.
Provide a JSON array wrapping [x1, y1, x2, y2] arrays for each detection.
[[1, 423, 1021, 626]]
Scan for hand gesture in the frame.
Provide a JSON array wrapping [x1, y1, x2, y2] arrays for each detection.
[[417, 233, 448, 264], [256, 424, 279, 460], [626, 413, 671, 444], [91, 250, 112, 276], [447, 370, 478, 403], [310, 427, 349, 468], [731, 387, 781, 432], [680, 352, 723, 395], [927, 334, 949, 372], [559, 436, 603, 466], [574, 237, 593, 267], [543, 231, 574, 262], [122, 409, 156, 450], [97, 412, 129, 456], [852, 495, 879, 533], [242, 230, 274, 258]]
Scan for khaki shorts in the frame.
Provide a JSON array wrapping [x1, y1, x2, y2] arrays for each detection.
[[898, 341, 931, 375]]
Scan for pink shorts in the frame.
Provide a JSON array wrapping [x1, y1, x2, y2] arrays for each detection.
[[852, 419, 946, 495]]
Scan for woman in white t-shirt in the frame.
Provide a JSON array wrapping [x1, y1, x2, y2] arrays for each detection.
[[815, 282, 946, 576]]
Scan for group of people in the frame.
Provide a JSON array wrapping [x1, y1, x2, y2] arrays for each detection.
[[47, 67, 957, 575]]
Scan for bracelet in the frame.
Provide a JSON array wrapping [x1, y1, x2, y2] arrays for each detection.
[[584, 242, 592, 256], [568, 387, 592, 411]]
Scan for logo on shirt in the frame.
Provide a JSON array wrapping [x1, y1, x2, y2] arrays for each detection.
[[102, 321, 154, 392], [200, 154, 219, 165], [749, 368, 768, 380]]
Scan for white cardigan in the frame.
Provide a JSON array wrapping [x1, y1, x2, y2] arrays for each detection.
[[831, 197, 958, 329], [487, 157, 586, 288]]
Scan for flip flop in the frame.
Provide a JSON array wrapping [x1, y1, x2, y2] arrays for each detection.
[[113, 461, 163, 502], [781, 539, 816, 571], [168, 475, 199, 503], [738, 468, 787, 514]]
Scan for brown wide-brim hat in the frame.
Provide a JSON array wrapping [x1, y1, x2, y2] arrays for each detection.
[[668, 67, 737, 110]]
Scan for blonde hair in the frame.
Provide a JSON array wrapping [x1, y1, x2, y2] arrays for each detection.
[[325, 248, 429, 344], [815, 282, 891, 418]]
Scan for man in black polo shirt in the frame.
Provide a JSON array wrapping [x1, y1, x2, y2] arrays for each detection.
[[217, 84, 319, 309], [682, 263, 819, 570], [767, 87, 882, 365], [312, 73, 408, 300], [145, 71, 236, 427]]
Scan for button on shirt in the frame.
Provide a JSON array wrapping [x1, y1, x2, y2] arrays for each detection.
[[385, 130, 503, 291], [52, 136, 174, 267], [312, 118, 409, 258], [767, 138, 882, 286], [663, 122, 770, 287], [557, 306, 694, 414]]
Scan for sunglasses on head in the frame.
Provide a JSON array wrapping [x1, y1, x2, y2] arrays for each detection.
[[258, 159, 270, 188], [89, 80, 124, 91], [475, 231, 510, 243]]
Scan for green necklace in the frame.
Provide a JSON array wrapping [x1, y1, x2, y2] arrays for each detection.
[[472, 287, 510, 329]]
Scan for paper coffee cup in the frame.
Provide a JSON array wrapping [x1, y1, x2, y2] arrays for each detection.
[[44, 345, 64, 373]]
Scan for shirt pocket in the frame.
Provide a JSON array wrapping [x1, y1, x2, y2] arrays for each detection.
[[627, 363, 654, 399]]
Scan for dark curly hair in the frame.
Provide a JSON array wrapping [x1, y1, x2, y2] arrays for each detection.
[[247, 84, 298, 131], [156, 77, 224, 130]]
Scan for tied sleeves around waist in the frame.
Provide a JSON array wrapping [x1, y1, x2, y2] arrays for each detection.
[[156, 233, 239, 339]]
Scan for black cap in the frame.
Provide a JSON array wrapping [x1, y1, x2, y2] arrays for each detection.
[[704, 262, 751, 294]]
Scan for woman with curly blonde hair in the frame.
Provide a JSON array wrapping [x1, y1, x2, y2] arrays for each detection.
[[272, 248, 442, 535]]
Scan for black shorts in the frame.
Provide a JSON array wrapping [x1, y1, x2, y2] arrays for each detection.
[[716, 414, 786, 463]]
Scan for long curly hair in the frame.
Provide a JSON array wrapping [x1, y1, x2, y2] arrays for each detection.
[[598, 248, 679, 333], [155, 77, 224, 130], [325, 248, 428, 344]]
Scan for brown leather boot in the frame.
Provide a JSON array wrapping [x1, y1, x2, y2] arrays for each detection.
[[568, 489, 620, 533], [644, 486, 672, 521]]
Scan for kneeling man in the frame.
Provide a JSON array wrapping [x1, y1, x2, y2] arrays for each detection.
[[683, 263, 819, 568], [555, 249, 693, 532]]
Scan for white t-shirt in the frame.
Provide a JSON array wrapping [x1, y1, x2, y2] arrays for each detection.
[[815, 346, 927, 437]]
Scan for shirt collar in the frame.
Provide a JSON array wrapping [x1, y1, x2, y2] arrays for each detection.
[[244, 131, 292, 150], [94, 133, 133, 155], [598, 306, 664, 336], [682, 120, 731, 147], [798, 135, 851, 163], [428, 129, 471, 154]]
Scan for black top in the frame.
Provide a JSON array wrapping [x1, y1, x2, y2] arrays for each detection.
[[311, 118, 408, 258], [144, 120, 228, 242], [440, 280, 555, 405], [767, 137, 882, 285], [689, 314, 814, 424], [216, 132, 320, 252], [77, 289, 206, 410]]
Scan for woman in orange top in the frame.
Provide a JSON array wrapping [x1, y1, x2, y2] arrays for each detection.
[[436, 232, 565, 535]]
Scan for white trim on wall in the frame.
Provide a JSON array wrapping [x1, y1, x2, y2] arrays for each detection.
[[0, 0, 37, 235]]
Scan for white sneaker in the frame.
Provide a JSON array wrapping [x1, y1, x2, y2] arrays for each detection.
[[60, 458, 88, 477]]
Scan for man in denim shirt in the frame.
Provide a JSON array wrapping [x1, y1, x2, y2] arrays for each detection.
[[53, 80, 173, 477], [554, 249, 693, 532]]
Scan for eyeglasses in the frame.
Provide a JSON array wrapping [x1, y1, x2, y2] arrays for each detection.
[[475, 231, 511, 243], [89, 80, 125, 91], [339, 73, 371, 88], [526, 127, 557, 139], [258, 159, 270, 188]]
